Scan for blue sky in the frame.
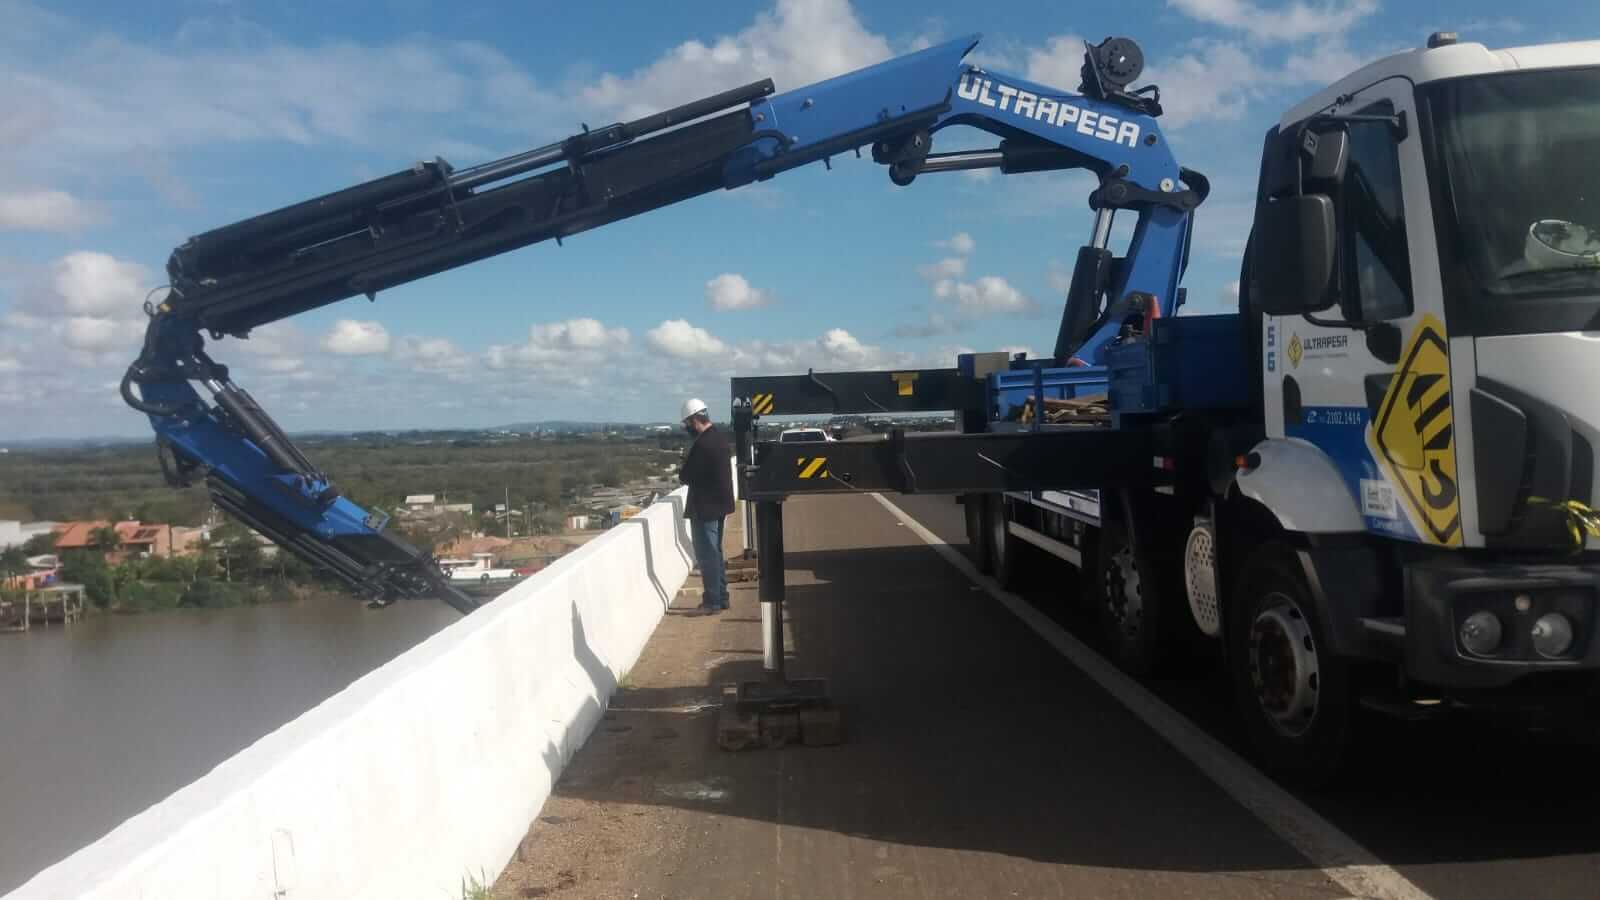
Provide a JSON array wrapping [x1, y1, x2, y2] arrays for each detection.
[[0, 0, 1586, 439]]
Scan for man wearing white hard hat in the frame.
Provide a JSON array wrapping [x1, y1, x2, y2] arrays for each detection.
[[677, 398, 735, 614]]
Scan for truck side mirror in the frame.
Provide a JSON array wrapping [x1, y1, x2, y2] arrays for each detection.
[[1252, 195, 1337, 316]]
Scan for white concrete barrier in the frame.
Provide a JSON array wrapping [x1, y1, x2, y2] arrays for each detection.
[[7, 488, 697, 900]]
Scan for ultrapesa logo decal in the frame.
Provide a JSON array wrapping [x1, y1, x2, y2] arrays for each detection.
[[956, 73, 1141, 148], [1366, 314, 1461, 546]]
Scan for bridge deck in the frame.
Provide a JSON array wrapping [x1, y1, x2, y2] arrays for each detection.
[[493, 494, 1334, 899]]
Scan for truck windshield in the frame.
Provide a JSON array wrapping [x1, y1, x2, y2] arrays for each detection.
[[1428, 67, 1600, 331]]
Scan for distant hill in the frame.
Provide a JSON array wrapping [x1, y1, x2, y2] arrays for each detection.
[[5, 421, 685, 450]]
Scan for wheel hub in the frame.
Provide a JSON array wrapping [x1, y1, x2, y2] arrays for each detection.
[[1103, 546, 1142, 639], [1248, 595, 1319, 737]]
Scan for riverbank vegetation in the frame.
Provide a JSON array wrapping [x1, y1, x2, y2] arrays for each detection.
[[1, 430, 688, 615], [0, 429, 686, 527], [49, 522, 332, 613]]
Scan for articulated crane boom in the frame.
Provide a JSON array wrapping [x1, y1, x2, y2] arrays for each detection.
[[121, 34, 1205, 613]]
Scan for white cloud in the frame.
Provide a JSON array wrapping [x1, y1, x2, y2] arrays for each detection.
[[393, 335, 471, 374], [2, 28, 563, 165], [933, 275, 1037, 316], [25, 251, 150, 317], [485, 318, 630, 368], [262, 356, 306, 374], [647, 319, 728, 358], [705, 273, 772, 311], [2, 0, 903, 214], [1047, 262, 1074, 296], [0, 189, 104, 231], [1023, 34, 1090, 90], [232, 322, 307, 357], [892, 313, 955, 338], [322, 320, 391, 355], [542, 318, 628, 349], [937, 232, 976, 255], [0, 357, 22, 374], [731, 327, 926, 374], [917, 256, 967, 280], [918, 232, 976, 280], [5, 251, 151, 357], [61, 316, 138, 352], [1167, 0, 1378, 43], [577, 0, 894, 119], [1018, 31, 1383, 131], [1024, 35, 1269, 130]]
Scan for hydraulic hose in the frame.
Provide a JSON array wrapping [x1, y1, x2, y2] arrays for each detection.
[[120, 366, 186, 418]]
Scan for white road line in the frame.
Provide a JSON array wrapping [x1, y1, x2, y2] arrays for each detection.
[[871, 492, 1432, 900]]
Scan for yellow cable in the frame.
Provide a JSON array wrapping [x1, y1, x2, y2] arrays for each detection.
[[1526, 496, 1600, 553]]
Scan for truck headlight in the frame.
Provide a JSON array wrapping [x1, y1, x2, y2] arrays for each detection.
[[1531, 613, 1575, 659], [1460, 611, 1504, 656]]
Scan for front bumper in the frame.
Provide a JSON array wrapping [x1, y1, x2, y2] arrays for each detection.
[[1405, 558, 1600, 689]]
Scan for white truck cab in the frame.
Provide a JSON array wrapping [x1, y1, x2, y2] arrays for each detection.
[[973, 33, 1600, 781], [1225, 34, 1600, 773], [1250, 36, 1600, 554]]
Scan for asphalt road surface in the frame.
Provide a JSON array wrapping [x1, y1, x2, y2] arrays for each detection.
[[890, 492, 1600, 900], [499, 495, 1380, 898]]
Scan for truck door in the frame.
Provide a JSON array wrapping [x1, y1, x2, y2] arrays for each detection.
[[1264, 76, 1464, 547]]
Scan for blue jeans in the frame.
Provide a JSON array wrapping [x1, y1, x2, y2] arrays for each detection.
[[690, 517, 728, 609]]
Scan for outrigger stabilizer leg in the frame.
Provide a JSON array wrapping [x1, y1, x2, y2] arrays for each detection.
[[717, 412, 838, 749]]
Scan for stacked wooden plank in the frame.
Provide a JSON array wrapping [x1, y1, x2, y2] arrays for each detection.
[[1017, 394, 1111, 426]]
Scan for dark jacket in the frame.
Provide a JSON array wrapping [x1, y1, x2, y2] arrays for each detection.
[[679, 425, 736, 520]]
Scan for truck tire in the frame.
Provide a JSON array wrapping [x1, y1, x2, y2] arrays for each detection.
[[1227, 542, 1353, 785], [986, 494, 1029, 590], [1092, 516, 1168, 676], [963, 494, 993, 574]]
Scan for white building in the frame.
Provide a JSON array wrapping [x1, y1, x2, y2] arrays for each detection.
[[0, 520, 57, 550]]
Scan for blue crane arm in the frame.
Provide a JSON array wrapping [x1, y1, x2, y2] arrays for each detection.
[[734, 35, 1200, 362], [121, 33, 1201, 614]]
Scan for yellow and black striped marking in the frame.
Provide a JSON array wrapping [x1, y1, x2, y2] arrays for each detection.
[[1371, 314, 1461, 547], [796, 456, 829, 479], [751, 393, 775, 415]]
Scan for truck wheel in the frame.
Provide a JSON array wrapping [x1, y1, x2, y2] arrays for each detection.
[[964, 494, 993, 574], [1093, 517, 1166, 676], [1228, 542, 1353, 785], [986, 494, 1028, 590]]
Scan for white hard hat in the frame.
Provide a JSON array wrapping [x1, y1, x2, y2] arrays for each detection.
[[680, 397, 709, 421], [1525, 219, 1600, 271]]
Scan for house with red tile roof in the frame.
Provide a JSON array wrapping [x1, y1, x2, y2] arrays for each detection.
[[52, 521, 176, 563]]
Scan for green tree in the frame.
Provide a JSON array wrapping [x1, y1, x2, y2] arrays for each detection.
[[209, 524, 265, 582], [89, 525, 121, 555], [276, 550, 315, 583], [21, 531, 57, 555], [1, 546, 28, 593], [60, 551, 115, 609]]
